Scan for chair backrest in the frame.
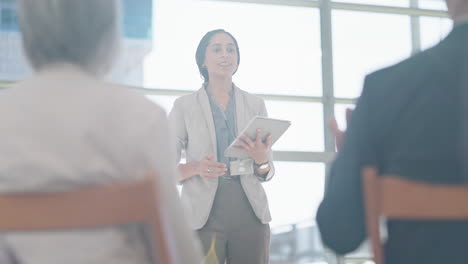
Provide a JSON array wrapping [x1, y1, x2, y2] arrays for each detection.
[[0, 172, 173, 264], [361, 166, 468, 264]]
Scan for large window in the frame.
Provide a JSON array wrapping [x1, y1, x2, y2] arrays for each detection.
[[266, 100, 324, 152], [332, 10, 412, 98], [264, 162, 325, 227], [0, 0, 18, 31], [145, 0, 322, 96]]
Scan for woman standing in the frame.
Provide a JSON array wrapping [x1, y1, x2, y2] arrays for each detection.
[[169, 29, 275, 264]]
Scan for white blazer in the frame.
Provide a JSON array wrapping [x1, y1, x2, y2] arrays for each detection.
[[0, 66, 202, 264], [169, 85, 275, 230]]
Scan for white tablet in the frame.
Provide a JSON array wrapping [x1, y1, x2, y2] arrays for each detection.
[[224, 116, 291, 159]]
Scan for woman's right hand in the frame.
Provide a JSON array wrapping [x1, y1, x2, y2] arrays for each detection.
[[197, 154, 227, 179]]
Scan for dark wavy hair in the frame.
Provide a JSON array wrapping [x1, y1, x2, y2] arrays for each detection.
[[195, 29, 240, 82]]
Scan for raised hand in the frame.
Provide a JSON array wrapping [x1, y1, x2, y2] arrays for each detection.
[[329, 108, 353, 151]]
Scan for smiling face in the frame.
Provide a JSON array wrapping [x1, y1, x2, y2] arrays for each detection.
[[203, 33, 239, 80]]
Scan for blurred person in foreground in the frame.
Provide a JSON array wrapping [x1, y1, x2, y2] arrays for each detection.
[[0, 0, 202, 263], [317, 0, 468, 263]]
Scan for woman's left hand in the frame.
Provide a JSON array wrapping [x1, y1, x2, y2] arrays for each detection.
[[233, 129, 272, 164]]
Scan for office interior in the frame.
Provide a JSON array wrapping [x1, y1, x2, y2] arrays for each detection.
[[0, 0, 450, 263]]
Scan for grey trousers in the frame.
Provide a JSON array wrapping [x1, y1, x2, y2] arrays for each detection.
[[197, 177, 270, 264]]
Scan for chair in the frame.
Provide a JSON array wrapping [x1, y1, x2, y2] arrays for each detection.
[[0, 172, 174, 264], [362, 166, 468, 264]]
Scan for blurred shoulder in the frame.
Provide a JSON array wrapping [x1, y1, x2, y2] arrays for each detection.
[[366, 40, 452, 89]]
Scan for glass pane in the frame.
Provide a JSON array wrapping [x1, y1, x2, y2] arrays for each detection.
[[0, 0, 153, 82], [333, 10, 412, 98], [0, 1, 19, 31], [122, 0, 152, 39], [265, 100, 324, 152], [332, 0, 409, 7], [145, 94, 178, 114], [420, 16, 452, 50], [265, 162, 326, 263], [418, 0, 448, 10], [145, 0, 322, 96], [265, 162, 325, 227]]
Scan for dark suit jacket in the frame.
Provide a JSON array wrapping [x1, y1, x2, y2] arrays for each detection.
[[317, 23, 468, 264]]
